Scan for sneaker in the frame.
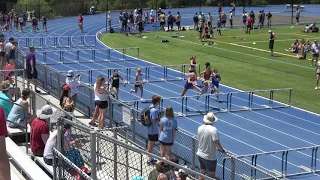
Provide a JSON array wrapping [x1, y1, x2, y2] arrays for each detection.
[[315, 87, 319, 90], [35, 89, 40, 93], [140, 98, 144, 101]]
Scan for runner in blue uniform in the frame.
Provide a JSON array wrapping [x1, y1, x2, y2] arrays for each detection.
[[210, 69, 221, 102], [180, 72, 203, 96]]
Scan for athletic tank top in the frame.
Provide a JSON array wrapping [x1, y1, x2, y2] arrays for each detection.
[[204, 71, 211, 80], [212, 73, 220, 83], [111, 74, 120, 87], [134, 73, 143, 85], [190, 59, 196, 71], [95, 84, 108, 101]]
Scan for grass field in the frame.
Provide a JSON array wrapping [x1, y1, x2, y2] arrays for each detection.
[[101, 25, 320, 113]]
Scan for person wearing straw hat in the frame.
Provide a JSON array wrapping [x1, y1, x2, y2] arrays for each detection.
[[26, 46, 40, 93], [30, 104, 55, 157], [65, 70, 81, 112], [197, 112, 227, 180], [0, 80, 13, 117]]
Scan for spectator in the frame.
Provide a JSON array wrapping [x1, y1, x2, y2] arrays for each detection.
[[7, 41, 21, 62], [147, 95, 162, 164], [0, 80, 13, 117], [62, 124, 85, 168], [89, 76, 102, 127], [4, 37, 14, 62], [65, 70, 81, 111], [7, 89, 35, 128], [26, 46, 40, 93], [197, 112, 227, 180], [177, 168, 188, 180], [0, 106, 10, 180], [148, 160, 169, 180], [0, 35, 4, 68], [43, 130, 57, 165], [193, 13, 199, 30], [32, 16, 38, 32], [159, 106, 177, 159], [3, 59, 16, 83], [311, 40, 319, 66], [30, 105, 55, 157], [94, 76, 110, 129], [78, 14, 83, 33], [60, 84, 74, 113], [157, 173, 168, 180]]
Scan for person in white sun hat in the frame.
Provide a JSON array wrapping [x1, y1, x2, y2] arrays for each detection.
[[197, 112, 227, 180]]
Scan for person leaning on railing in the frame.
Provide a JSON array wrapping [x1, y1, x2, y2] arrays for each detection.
[[197, 112, 227, 180], [7, 89, 36, 129]]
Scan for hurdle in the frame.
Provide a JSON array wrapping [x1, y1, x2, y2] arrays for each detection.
[[37, 47, 140, 64]]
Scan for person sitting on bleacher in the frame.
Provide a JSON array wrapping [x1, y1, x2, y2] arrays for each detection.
[[7, 89, 35, 129], [0, 80, 13, 117], [43, 130, 57, 165], [0, 106, 11, 180], [30, 105, 55, 157], [62, 124, 89, 177]]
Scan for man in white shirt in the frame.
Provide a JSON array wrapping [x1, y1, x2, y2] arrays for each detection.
[[311, 40, 319, 66], [197, 112, 227, 180], [43, 130, 57, 165], [65, 70, 81, 111], [4, 37, 14, 62]]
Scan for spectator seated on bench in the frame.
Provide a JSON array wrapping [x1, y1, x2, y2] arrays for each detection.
[[301, 23, 319, 33], [7, 89, 35, 129], [43, 130, 57, 166], [31, 105, 55, 157]]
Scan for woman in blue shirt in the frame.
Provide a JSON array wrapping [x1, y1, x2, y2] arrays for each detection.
[[159, 106, 177, 158]]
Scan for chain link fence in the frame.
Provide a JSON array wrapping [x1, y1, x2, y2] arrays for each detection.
[[53, 148, 93, 180]]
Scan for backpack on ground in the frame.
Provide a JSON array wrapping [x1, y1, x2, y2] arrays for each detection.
[[140, 107, 153, 126]]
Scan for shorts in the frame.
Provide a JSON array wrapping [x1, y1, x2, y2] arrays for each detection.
[[176, 21, 181, 27], [212, 83, 219, 89], [208, 22, 212, 26], [20, 22, 23, 26], [94, 100, 99, 107], [198, 26, 203, 32], [247, 25, 251, 28], [160, 21, 165, 26], [148, 134, 159, 142], [313, 54, 319, 58], [26, 69, 38, 79], [0, 52, 5, 57], [316, 69, 320, 74], [98, 100, 108, 109], [198, 156, 217, 173], [243, 20, 247, 24], [189, 69, 196, 73], [222, 21, 226, 24], [160, 141, 173, 146], [269, 40, 274, 50], [112, 85, 119, 88], [184, 82, 193, 89]]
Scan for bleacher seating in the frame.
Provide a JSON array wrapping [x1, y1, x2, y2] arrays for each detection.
[[6, 137, 51, 180]]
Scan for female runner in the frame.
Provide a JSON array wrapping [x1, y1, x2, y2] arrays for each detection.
[[211, 69, 221, 102], [130, 68, 144, 100], [180, 72, 203, 96], [107, 69, 126, 100]]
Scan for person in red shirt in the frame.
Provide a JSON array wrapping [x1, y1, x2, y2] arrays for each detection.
[[30, 105, 55, 157], [246, 17, 252, 34], [78, 14, 83, 33], [0, 106, 10, 180]]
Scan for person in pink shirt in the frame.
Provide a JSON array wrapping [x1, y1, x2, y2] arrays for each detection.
[[3, 59, 16, 83], [78, 14, 83, 33]]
